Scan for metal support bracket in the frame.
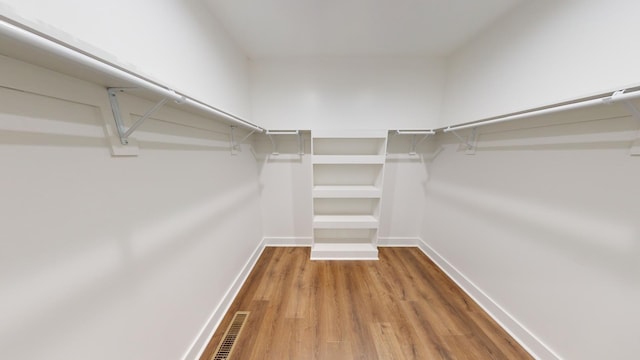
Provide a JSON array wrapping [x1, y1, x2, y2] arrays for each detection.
[[298, 131, 304, 155], [450, 128, 478, 154], [466, 128, 479, 155], [230, 126, 239, 155], [229, 127, 258, 155], [265, 130, 303, 155], [394, 130, 436, 155], [266, 132, 278, 155], [410, 134, 432, 155], [108, 87, 168, 145]]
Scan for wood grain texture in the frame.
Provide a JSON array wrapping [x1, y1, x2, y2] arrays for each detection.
[[200, 247, 532, 360]]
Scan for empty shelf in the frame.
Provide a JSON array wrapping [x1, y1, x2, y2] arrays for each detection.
[[312, 155, 385, 164], [310, 242, 379, 260], [313, 185, 381, 198], [313, 215, 378, 229], [312, 129, 387, 138]]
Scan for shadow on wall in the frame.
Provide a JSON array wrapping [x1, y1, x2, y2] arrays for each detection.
[[439, 103, 640, 153], [0, 182, 260, 358], [427, 110, 640, 283], [252, 133, 312, 237], [427, 180, 639, 282], [0, 86, 262, 358], [0, 86, 110, 149], [133, 115, 233, 152]]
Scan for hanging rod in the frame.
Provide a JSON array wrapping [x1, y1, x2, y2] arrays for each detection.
[[0, 19, 265, 134], [443, 89, 640, 133], [395, 130, 436, 135], [265, 130, 300, 135]]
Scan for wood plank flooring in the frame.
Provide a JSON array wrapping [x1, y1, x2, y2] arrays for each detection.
[[200, 247, 532, 360]]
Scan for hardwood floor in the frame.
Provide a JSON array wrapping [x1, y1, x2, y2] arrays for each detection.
[[200, 247, 532, 360]]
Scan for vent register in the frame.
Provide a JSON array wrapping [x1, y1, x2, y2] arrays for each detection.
[[211, 311, 250, 360]]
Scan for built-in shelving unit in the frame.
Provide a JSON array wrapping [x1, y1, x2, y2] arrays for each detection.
[[310, 129, 388, 260]]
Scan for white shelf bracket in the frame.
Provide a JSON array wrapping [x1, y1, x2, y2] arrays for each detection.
[[108, 87, 168, 145], [467, 128, 479, 155], [410, 134, 434, 155], [394, 130, 435, 155], [230, 126, 239, 155], [450, 128, 478, 154], [298, 131, 304, 155], [266, 132, 278, 155], [229, 127, 259, 155], [265, 130, 302, 155]]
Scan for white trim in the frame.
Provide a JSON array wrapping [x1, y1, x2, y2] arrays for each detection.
[[310, 242, 378, 260], [416, 238, 560, 360], [263, 236, 313, 247], [311, 129, 388, 138], [376, 236, 420, 247], [310, 256, 379, 261], [182, 239, 266, 360]]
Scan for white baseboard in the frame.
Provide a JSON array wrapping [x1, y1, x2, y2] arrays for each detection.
[[263, 236, 312, 246], [182, 239, 266, 360], [377, 236, 420, 247], [416, 238, 560, 360]]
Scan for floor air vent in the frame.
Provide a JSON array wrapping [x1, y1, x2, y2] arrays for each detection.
[[211, 311, 250, 360]]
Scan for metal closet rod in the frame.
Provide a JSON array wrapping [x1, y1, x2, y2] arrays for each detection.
[[443, 89, 640, 133], [0, 19, 264, 133], [265, 130, 300, 135], [395, 130, 436, 135]]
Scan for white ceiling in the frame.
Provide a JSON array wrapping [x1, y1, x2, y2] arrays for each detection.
[[205, 0, 523, 59]]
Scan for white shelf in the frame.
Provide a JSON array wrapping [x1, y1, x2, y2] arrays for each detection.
[[313, 185, 381, 198], [311, 129, 387, 138], [313, 215, 378, 229], [312, 155, 385, 164], [310, 242, 379, 260]]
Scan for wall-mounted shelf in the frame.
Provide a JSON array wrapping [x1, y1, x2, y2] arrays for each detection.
[[310, 129, 388, 260], [310, 243, 378, 261], [313, 215, 379, 229], [312, 155, 386, 164], [313, 185, 381, 198]]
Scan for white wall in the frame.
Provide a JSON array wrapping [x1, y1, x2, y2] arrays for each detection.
[[0, 0, 251, 119], [253, 135, 313, 245], [379, 134, 432, 241], [421, 103, 640, 359], [0, 56, 263, 360], [250, 57, 445, 130], [440, 0, 640, 127]]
